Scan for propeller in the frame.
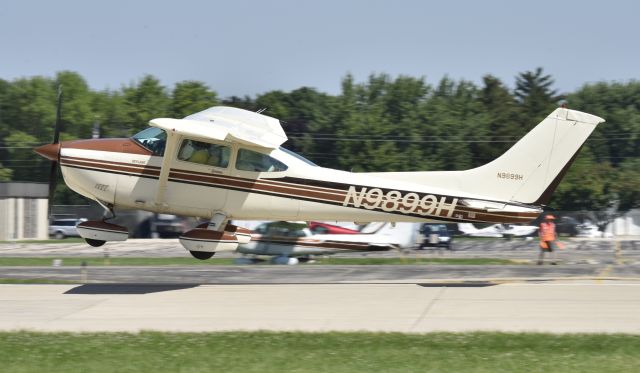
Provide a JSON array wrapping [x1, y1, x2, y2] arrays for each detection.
[[34, 85, 63, 218]]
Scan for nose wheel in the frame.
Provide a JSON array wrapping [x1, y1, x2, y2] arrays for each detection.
[[189, 251, 215, 260], [85, 238, 106, 247]]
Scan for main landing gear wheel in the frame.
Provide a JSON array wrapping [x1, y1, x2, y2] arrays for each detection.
[[190, 251, 215, 260], [85, 238, 106, 247]]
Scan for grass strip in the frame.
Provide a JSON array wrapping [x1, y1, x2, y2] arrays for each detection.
[[0, 238, 86, 244], [0, 331, 638, 373]]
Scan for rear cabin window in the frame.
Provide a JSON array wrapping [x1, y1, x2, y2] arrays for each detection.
[[177, 139, 231, 168], [236, 149, 288, 172]]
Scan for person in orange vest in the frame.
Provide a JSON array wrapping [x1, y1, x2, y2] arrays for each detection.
[[538, 214, 558, 265]]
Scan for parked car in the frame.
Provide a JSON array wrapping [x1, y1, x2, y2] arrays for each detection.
[[49, 218, 87, 239], [150, 214, 189, 238], [418, 224, 453, 250], [555, 216, 580, 237]]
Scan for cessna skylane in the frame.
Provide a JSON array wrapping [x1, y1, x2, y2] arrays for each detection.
[[34, 94, 605, 260]]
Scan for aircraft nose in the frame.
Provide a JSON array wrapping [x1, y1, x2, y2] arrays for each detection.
[[34, 143, 61, 161]]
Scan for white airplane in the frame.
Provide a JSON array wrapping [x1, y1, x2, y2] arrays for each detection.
[[501, 224, 538, 237], [457, 223, 538, 238], [34, 94, 604, 260], [236, 221, 417, 264], [457, 223, 504, 238]]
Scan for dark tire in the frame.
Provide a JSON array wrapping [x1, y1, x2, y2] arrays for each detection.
[[86, 238, 106, 247], [55, 231, 65, 240], [297, 256, 311, 263], [190, 251, 215, 260]]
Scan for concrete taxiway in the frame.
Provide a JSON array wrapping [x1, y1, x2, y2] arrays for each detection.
[[1, 282, 640, 333]]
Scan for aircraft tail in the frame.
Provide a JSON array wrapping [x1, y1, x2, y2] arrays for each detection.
[[370, 108, 605, 205]]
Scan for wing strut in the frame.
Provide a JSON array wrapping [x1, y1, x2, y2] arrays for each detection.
[[153, 130, 180, 211]]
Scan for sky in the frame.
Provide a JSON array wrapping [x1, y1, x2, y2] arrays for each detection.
[[1, 0, 638, 98]]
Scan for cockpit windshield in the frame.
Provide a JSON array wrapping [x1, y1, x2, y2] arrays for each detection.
[[132, 127, 167, 156], [279, 146, 317, 166]]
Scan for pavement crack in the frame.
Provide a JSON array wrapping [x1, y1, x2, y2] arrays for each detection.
[[410, 286, 446, 331]]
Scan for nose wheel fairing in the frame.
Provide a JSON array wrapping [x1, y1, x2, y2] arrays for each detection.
[[195, 222, 252, 244], [77, 221, 129, 243], [179, 229, 239, 253]]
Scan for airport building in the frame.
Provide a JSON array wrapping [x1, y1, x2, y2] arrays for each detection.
[[608, 209, 640, 236], [0, 182, 49, 240]]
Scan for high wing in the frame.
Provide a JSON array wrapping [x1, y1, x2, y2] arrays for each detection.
[[147, 106, 287, 209], [150, 106, 287, 149]]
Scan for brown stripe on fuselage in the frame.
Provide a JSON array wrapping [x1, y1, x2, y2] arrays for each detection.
[[62, 158, 161, 178], [63, 138, 152, 155], [259, 177, 348, 195], [169, 169, 346, 203], [63, 156, 539, 219], [60, 155, 539, 223], [63, 155, 161, 170]]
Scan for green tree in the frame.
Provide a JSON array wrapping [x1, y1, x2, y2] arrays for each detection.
[[170, 81, 218, 118], [222, 95, 255, 110], [90, 90, 129, 138], [122, 75, 170, 135], [477, 75, 520, 162], [514, 67, 563, 129], [4, 131, 45, 182], [0, 164, 12, 181], [255, 87, 336, 162], [567, 81, 640, 166], [422, 77, 483, 170], [2, 76, 56, 142], [613, 159, 640, 211], [335, 74, 403, 171], [54, 71, 95, 139]]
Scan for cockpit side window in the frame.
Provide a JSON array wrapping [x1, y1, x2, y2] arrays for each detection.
[[177, 139, 231, 168], [236, 148, 288, 172], [132, 127, 167, 156]]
